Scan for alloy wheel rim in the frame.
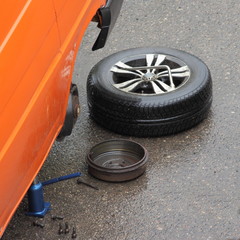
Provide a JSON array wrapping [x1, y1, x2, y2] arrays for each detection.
[[110, 53, 190, 95]]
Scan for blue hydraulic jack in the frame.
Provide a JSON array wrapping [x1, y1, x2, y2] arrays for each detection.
[[26, 172, 81, 217]]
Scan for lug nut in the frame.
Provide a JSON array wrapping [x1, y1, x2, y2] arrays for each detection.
[[65, 222, 70, 234], [52, 215, 64, 220], [72, 227, 77, 239], [74, 105, 80, 117], [32, 222, 44, 228], [58, 223, 64, 235]]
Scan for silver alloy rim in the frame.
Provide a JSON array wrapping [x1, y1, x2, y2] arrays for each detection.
[[110, 54, 190, 95]]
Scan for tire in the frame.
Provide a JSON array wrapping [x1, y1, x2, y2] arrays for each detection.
[[87, 47, 212, 137]]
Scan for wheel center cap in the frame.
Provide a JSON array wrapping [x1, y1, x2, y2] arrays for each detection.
[[143, 72, 155, 81]]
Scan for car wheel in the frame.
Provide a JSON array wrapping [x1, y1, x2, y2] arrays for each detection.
[[87, 47, 212, 137]]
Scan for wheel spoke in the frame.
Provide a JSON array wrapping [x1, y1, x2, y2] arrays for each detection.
[[120, 80, 144, 92], [154, 80, 174, 91], [111, 66, 142, 77], [152, 54, 166, 73], [146, 54, 155, 73], [158, 66, 189, 76], [151, 81, 165, 94], [115, 61, 144, 75], [113, 78, 142, 88], [115, 61, 132, 69], [171, 65, 189, 72]]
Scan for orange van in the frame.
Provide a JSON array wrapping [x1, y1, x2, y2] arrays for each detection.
[[0, 0, 123, 237]]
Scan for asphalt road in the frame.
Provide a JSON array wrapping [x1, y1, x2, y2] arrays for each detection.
[[2, 0, 240, 239]]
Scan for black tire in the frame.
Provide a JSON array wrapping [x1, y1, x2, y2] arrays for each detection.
[[87, 47, 212, 137]]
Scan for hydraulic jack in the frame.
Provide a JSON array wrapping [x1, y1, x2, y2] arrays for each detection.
[[26, 172, 81, 217]]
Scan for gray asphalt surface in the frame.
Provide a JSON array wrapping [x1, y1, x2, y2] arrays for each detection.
[[2, 0, 240, 239]]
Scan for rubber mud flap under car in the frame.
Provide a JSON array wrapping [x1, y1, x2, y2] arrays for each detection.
[[92, 0, 124, 50]]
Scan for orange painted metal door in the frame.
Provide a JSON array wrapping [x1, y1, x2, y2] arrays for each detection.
[[0, 0, 61, 236]]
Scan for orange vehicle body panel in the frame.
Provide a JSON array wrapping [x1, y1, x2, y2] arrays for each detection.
[[0, 0, 105, 237]]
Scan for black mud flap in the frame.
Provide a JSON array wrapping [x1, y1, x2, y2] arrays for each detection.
[[92, 0, 124, 51]]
